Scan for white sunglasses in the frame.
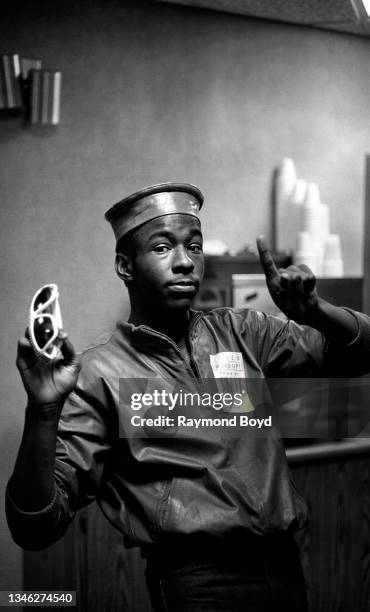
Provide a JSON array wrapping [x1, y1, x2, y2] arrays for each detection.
[[29, 284, 63, 360]]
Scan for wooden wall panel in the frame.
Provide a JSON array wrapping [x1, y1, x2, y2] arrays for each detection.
[[24, 505, 152, 612], [292, 456, 370, 612], [24, 452, 370, 611], [364, 155, 370, 315], [74, 506, 152, 612], [24, 528, 77, 612]]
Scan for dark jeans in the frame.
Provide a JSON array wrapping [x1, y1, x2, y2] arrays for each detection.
[[145, 534, 308, 612]]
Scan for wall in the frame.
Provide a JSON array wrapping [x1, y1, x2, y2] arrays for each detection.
[[1, 0, 369, 591]]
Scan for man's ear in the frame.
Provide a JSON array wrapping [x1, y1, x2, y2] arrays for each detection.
[[115, 252, 133, 283]]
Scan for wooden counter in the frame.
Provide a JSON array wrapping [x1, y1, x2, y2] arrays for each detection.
[[287, 438, 370, 463], [24, 439, 370, 611], [288, 439, 370, 612]]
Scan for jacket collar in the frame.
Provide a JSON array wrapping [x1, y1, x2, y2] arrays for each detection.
[[117, 309, 203, 352]]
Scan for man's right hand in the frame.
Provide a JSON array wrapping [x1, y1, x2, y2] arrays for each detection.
[[16, 329, 80, 407]]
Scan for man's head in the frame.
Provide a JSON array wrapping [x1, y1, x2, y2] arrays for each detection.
[[105, 183, 205, 316]]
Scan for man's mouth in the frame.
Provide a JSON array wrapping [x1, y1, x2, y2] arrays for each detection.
[[166, 280, 199, 293]]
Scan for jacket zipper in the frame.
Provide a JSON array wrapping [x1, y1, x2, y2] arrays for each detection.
[[139, 314, 202, 537], [140, 312, 202, 383]]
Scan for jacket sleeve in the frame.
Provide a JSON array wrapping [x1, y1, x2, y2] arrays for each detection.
[[6, 361, 116, 551], [247, 308, 370, 378]]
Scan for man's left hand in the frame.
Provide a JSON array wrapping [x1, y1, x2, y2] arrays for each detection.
[[257, 236, 319, 324]]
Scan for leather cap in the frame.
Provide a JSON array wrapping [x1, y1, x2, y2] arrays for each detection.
[[105, 182, 204, 242]]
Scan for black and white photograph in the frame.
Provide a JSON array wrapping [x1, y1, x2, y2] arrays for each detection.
[[1, 1, 370, 610]]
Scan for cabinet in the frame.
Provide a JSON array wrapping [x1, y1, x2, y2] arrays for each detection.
[[194, 254, 363, 312], [193, 253, 291, 310]]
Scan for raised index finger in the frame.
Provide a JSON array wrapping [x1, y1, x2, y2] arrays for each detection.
[[256, 236, 279, 281]]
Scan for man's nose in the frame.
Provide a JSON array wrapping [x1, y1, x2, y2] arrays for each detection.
[[172, 246, 195, 271]]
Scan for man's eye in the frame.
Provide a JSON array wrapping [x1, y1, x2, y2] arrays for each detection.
[[153, 245, 171, 253], [189, 244, 203, 253]]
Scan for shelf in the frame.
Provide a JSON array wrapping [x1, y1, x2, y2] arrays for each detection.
[[287, 438, 370, 464]]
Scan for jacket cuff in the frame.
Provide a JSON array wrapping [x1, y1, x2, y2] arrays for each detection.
[[5, 479, 63, 550], [339, 308, 361, 348], [6, 481, 59, 517]]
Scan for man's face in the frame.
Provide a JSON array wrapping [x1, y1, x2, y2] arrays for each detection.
[[129, 214, 204, 313]]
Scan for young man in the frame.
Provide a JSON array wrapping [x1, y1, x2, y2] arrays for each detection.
[[7, 183, 370, 611]]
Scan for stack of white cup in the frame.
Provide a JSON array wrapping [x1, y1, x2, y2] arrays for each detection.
[[293, 231, 316, 271], [275, 158, 343, 276], [299, 183, 330, 274], [276, 159, 307, 253], [322, 234, 344, 277]]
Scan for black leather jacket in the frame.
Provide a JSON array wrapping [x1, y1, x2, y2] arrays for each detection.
[[6, 307, 370, 550]]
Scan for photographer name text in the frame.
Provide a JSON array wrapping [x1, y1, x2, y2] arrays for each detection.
[[131, 415, 272, 429]]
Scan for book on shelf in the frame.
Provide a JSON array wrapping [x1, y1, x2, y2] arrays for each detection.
[[19, 57, 42, 118], [30, 69, 41, 123], [20, 56, 42, 80], [51, 71, 62, 125], [30, 69, 62, 125], [0, 64, 5, 108], [0, 53, 22, 110]]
